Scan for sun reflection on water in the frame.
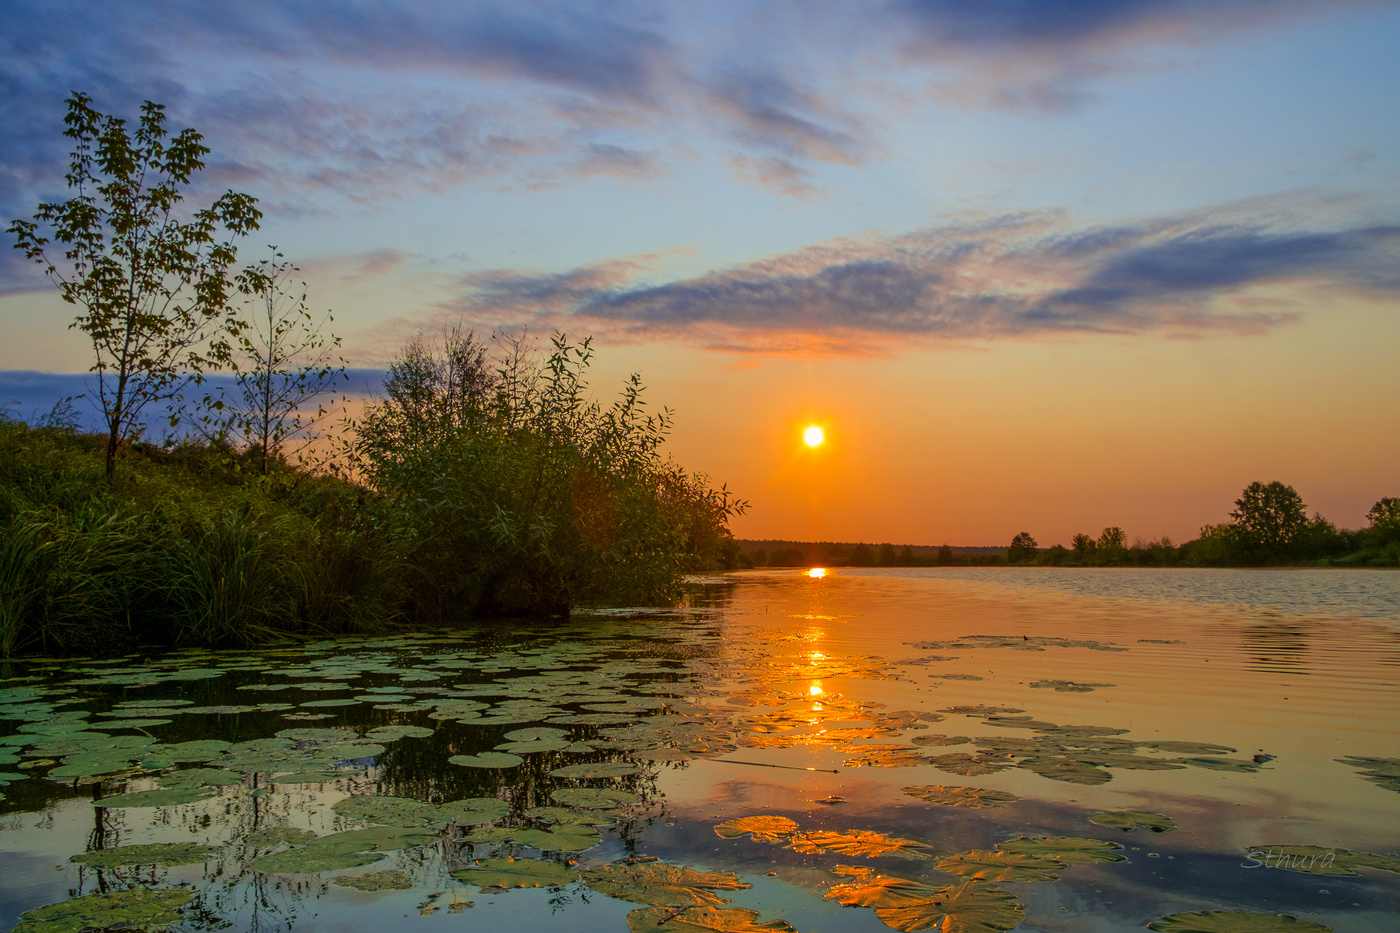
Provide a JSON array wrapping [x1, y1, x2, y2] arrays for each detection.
[[807, 567, 826, 578]]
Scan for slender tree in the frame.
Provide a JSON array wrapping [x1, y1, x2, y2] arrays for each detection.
[[200, 256, 346, 474], [9, 93, 265, 475]]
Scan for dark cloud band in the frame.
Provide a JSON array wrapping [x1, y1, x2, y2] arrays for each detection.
[[437, 210, 1400, 353]]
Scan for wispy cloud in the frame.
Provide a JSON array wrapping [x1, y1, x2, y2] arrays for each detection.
[[432, 204, 1400, 356], [891, 0, 1392, 111], [0, 0, 1394, 229]]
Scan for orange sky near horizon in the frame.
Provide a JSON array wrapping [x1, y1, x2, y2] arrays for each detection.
[[586, 290, 1400, 548], [3, 2, 1400, 551], [2, 281, 1396, 549]]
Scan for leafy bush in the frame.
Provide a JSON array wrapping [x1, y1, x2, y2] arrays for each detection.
[[353, 331, 744, 616]]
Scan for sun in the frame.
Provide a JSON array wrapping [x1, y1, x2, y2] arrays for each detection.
[[803, 425, 825, 447]]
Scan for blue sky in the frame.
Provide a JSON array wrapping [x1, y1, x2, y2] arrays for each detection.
[[3, 1, 1399, 543]]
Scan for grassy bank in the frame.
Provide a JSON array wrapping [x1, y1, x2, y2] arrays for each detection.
[[0, 420, 408, 656], [0, 417, 741, 657]]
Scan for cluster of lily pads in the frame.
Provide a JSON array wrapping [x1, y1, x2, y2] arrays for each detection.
[[3, 619, 1398, 933], [705, 807, 1397, 933]]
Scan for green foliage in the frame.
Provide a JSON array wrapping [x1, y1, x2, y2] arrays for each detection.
[[1228, 481, 1309, 561], [8, 93, 266, 475], [1366, 497, 1400, 551], [1097, 526, 1126, 550], [198, 255, 346, 475], [0, 418, 403, 656], [353, 330, 744, 616], [1006, 531, 1037, 563]]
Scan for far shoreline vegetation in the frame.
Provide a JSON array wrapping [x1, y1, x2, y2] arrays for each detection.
[[738, 482, 1400, 570]]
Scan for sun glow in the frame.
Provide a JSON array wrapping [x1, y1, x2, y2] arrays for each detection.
[[803, 425, 825, 447], [807, 567, 826, 578]]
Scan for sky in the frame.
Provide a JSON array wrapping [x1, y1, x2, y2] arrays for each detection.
[[2, 0, 1398, 546]]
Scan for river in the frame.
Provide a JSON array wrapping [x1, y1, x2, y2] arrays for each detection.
[[1, 567, 1396, 932]]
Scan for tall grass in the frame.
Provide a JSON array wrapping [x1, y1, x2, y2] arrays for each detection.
[[0, 510, 138, 655], [160, 511, 299, 646], [0, 420, 410, 657]]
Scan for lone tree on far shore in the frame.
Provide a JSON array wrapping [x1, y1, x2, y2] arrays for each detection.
[[1007, 531, 1038, 563]]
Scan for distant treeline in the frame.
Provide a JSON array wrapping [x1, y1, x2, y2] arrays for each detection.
[[739, 483, 1400, 570]]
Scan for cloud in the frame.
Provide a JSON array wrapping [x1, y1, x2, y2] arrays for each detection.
[[294, 248, 409, 285], [1, 0, 1393, 219], [707, 71, 865, 166], [569, 144, 664, 180], [434, 205, 1400, 355], [250, 1, 676, 105], [891, 0, 1394, 111]]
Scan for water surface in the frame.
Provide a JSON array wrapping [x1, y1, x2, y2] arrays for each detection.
[[1, 568, 1396, 932]]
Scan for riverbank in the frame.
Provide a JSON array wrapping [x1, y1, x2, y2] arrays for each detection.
[[0, 417, 740, 657]]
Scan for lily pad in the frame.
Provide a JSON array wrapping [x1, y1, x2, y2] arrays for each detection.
[[1029, 680, 1115, 693], [96, 718, 174, 729], [451, 856, 579, 888], [1020, 757, 1112, 785], [549, 713, 637, 725], [252, 847, 385, 874], [910, 735, 972, 747], [550, 761, 639, 778], [552, 787, 640, 809], [935, 849, 1066, 883], [625, 906, 797, 932], [95, 786, 217, 808], [439, 797, 511, 824], [789, 830, 932, 858], [333, 795, 440, 826], [366, 725, 436, 741], [156, 741, 233, 762], [464, 826, 516, 845], [161, 767, 244, 787], [826, 866, 1025, 933], [505, 727, 570, 742], [246, 826, 320, 847], [901, 785, 1019, 808], [252, 826, 438, 874], [1146, 910, 1333, 932], [714, 815, 799, 843], [332, 869, 415, 891], [273, 770, 347, 784], [13, 888, 194, 933], [584, 861, 752, 907], [449, 752, 523, 769], [928, 753, 1015, 776], [523, 805, 614, 825], [996, 836, 1126, 864], [70, 842, 220, 868], [511, 823, 603, 852], [1089, 810, 1177, 833], [1335, 756, 1400, 793], [1179, 757, 1262, 773]]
